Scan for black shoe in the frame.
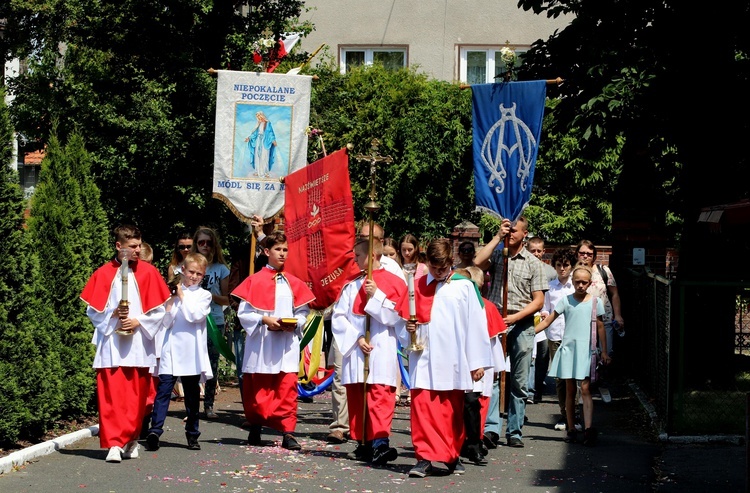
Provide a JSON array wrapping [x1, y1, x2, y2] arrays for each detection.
[[465, 450, 488, 465], [480, 441, 489, 456], [247, 425, 262, 446], [187, 436, 201, 450], [282, 433, 302, 451], [371, 443, 398, 465], [145, 432, 160, 451], [408, 460, 433, 478], [447, 459, 466, 475], [583, 427, 598, 447], [533, 393, 542, 404], [507, 437, 524, 448], [564, 430, 577, 443], [483, 431, 499, 449], [346, 442, 373, 461]]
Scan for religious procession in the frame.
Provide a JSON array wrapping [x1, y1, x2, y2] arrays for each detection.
[[72, 58, 628, 482]]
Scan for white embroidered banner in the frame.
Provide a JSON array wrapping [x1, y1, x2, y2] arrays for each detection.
[[213, 70, 311, 220]]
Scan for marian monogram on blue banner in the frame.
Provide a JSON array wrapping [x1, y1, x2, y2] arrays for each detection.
[[472, 80, 546, 223]]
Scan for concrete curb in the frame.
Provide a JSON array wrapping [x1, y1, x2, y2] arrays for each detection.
[[0, 425, 99, 475]]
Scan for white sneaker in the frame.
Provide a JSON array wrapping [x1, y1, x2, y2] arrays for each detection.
[[554, 420, 567, 431], [106, 446, 123, 462], [122, 441, 139, 459]]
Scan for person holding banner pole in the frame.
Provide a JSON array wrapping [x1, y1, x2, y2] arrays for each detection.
[[332, 238, 406, 464], [475, 216, 547, 449]]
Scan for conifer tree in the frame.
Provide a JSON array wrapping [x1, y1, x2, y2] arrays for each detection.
[[26, 129, 98, 417], [0, 89, 64, 442]]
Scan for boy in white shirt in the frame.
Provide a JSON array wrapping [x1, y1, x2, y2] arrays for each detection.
[[146, 253, 213, 451]]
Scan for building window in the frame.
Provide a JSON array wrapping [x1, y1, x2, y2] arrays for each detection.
[[340, 47, 407, 73], [458, 46, 527, 84]]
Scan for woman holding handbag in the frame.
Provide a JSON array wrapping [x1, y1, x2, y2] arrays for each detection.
[[533, 264, 610, 446]]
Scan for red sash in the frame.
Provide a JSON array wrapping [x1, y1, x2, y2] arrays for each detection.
[[231, 265, 316, 311], [80, 259, 171, 313], [483, 297, 507, 337], [351, 269, 408, 316]]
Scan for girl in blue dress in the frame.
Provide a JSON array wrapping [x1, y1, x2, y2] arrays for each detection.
[[534, 264, 610, 445]]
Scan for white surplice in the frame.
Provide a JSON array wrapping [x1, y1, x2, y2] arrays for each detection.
[[332, 278, 406, 386], [158, 283, 213, 382], [398, 274, 493, 391]]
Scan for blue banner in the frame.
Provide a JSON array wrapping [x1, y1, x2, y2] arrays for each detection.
[[472, 80, 546, 222]]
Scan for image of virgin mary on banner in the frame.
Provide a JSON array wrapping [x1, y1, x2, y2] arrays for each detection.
[[213, 70, 311, 220], [472, 80, 546, 222]]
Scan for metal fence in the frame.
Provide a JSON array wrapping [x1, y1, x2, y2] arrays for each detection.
[[627, 268, 672, 434], [628, 268, 750, 436]]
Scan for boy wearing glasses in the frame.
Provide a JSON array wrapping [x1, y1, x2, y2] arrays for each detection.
[[80, 224, 171, 462], [231, 232, 316, 451], [401, 238, 493, 478], [146, 253, 213, 451]]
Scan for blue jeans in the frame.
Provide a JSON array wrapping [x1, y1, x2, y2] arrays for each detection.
[[505, 317, 535, 441], [233, 328, 246, 395], [150, 373, 201, 439], [484, 376, 503, 436]]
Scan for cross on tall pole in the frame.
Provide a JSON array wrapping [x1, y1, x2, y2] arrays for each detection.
[[353, 138, 392, 448]]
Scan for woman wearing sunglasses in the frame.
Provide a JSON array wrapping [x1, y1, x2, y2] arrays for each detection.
[[192, 226, 230, 420], [167, 231, 194, 283]]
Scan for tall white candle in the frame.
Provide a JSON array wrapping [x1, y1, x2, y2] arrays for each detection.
[[407, 273, 416, 317], [120, 248, 129, 302]]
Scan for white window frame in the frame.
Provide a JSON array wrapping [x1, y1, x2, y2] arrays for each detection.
[[339, 46, 408, 74], [458, 46, 528, 84]]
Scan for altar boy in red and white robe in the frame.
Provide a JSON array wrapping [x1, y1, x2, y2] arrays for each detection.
[[80, 224, 171, 463], [399, 238, 493, 478], [231, 231, 315, 451], [332, 238, 407, 465]]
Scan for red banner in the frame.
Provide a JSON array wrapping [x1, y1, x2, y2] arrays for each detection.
[[284, 149, 361, 310]]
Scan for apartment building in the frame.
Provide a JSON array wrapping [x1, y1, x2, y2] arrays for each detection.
[[299, 1, 570, 83]]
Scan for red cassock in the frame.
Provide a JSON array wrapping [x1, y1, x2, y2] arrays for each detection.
[[397, 273, 467, 463], [342, 269, 406, 441], [232, 266, 315, 433], [81, 259, 171, 448]]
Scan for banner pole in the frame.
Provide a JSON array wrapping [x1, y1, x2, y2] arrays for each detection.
[[500, 233, 510, 415], [458, 77, 563, 90], [354, 139, 392, 448]]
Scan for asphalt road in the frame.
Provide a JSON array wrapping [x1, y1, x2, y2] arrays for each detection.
[[0, 381, 744, 492]]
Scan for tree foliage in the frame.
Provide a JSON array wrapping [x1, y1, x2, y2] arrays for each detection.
[[308, 63, 478, 241], [0, 90, 65, 442], [4, 1, 310, 271], [25, 128, 108, 417], [517, 0, 749, 246]]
